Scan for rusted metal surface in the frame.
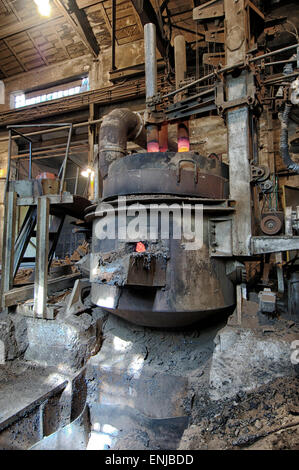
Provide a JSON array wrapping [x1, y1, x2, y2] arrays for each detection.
[[203, 52, 225, 67], [251, 236, 299, 255], [53, 195, 91, 219], [89, 198, 235, 327], [84, 2, 299, 327], [99, 108, 146, 179], [104, 168, 228, 200], [3, 273, 81, 308], [146, 124, 160, 153], [103, 151, 229, 200], [165, 88, 216, 121], [226, 83, 252, 256], [126, 254, 167, 287], [260, 213, 283, 235], [224, 0, 248, 67], [174, 35, 187, 91], [193, 0, 224, 21], [66, 279, 90, 315]]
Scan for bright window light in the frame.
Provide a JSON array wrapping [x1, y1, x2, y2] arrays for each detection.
[[13, 77, 89, 109]]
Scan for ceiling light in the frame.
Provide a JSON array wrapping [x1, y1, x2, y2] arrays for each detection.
[[34, 0, 51, 17], [81, 168, 94, 178]]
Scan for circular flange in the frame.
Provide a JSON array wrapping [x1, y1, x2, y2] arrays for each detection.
[[261, 214, 282, 235]]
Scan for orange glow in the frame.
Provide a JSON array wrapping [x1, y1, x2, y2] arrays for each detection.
[[147, 142, 160, 152], [36, 172, 56, 179], [178, 138, 190, 153], [136, 242, 146, 253]]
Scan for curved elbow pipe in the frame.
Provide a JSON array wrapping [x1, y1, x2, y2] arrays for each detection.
[[99, 108, 146, 179], [99, 108, 177, 179], [280, 103, 299, 174]]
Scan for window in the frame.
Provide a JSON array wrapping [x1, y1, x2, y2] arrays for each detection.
[[13, 76, 89, 109]]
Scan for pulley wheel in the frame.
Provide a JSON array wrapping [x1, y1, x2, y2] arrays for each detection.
[[261, 214, 282, 235]]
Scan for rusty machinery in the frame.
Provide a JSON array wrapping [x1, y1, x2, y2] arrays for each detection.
[[88, 1, 299, 326]]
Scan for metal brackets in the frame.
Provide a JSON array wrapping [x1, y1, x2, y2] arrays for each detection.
[[215, 72, 256, 114], [193, 0, 224, 21], [209, 217, 233, 256], [66, 279, 91, 315], [250, 164, 270, 183], [165, 88, 216, 121]]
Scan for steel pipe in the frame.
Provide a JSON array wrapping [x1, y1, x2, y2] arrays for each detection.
[[144, 23, 157, 101], [99, 108, 147, 180]]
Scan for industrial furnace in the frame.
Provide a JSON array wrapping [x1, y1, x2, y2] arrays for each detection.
[[88, 3, 299, 327]]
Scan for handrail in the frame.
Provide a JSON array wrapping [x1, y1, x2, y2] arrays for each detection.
[[5, 123, 77, 197]]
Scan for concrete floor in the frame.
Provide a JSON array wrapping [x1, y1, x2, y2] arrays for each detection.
[[0, 291, 298, 450]]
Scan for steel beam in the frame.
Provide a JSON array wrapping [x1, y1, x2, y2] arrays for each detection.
[[251, 236, 299, 255], [54, 0, 99, 57], [0, 191, 16, 308], [0, 14, 63, 41], [224, 0, 252, 256], [174, 35, 186, 90], [193, 0, 224, 21], [13, 206, 37, 278], [34, 197, 50, 318], [224, 0, 247, 67], [112, 0, 116, 70], [48, 214, 65, 271], [3, 273, 81, 308], [226, 97, 252, 256]]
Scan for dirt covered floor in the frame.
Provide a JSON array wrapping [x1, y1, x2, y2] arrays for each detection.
[[179, 376, 299, 450], [0, 288, 298, 450], [83, 302, 299, 451]]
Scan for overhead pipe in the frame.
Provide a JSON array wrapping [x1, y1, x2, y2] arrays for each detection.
[[144, 23, 157, 101], [162, 43, 299, 101], [144, 23, 159, 152], [280, 103, 299, 174]]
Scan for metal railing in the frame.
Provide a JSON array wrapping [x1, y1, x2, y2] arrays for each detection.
[[5, 123, 73, 196]]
